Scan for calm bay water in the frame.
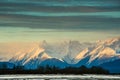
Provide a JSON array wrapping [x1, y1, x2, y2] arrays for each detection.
[[0, 74, 120, 80]]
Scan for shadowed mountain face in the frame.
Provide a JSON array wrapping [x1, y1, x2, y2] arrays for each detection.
[[0, 62, 14, 69], [100, 59, 120, 73], [40, 58, 68, 69], [2, 37, 118, 73]]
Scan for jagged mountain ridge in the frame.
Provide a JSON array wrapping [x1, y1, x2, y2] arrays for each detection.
[[75, 37, 120, 67], [10, 40, 92, 65], [7, 37, 120, 71], [9, 47, 51, 68]]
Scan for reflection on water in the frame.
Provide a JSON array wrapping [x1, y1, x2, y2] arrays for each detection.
[[0, 75, 120, 80]]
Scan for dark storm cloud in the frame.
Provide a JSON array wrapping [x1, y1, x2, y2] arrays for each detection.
[[0, 0, 120, 7], [0, 6, 120, 13], [0, 15, 120, 30], [0, 0, 120, 30], [0, 0, 120, 12]]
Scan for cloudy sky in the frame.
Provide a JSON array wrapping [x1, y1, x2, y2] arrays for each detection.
[[0, 0, 120, 43]]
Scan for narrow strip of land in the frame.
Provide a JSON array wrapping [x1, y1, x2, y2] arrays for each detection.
[[0, 75, 120, 80]]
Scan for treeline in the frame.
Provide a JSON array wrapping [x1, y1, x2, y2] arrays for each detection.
[[0, 65, 109, 74]]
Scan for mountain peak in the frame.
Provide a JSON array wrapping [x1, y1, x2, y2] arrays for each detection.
[[97, 37, 120, 45], [40, 40, 48, 48], [40, 52, 52, 60], [98, 47, 116, 57]]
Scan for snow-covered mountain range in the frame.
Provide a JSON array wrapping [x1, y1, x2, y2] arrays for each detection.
[[74, 37, 120, 68], [1, 37, 120, 73]]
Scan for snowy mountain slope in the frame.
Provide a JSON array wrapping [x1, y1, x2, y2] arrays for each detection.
[[40, 58, 69, 69], [75, 47, 94, 62], [88, 37, 120, 66], [75, 48, 89, 60], [74, 37, 120, 67], [42, 41, 69, 59], [23, 51, 52, 69], [88, 47, 116, 65], [63, 41, 93, 64], [7, 37, 120, 70], [9, 46, 51, 68], [96, 37, 120, 46]]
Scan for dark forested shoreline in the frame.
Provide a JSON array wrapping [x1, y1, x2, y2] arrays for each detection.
[[0, 65, 109, 74]]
